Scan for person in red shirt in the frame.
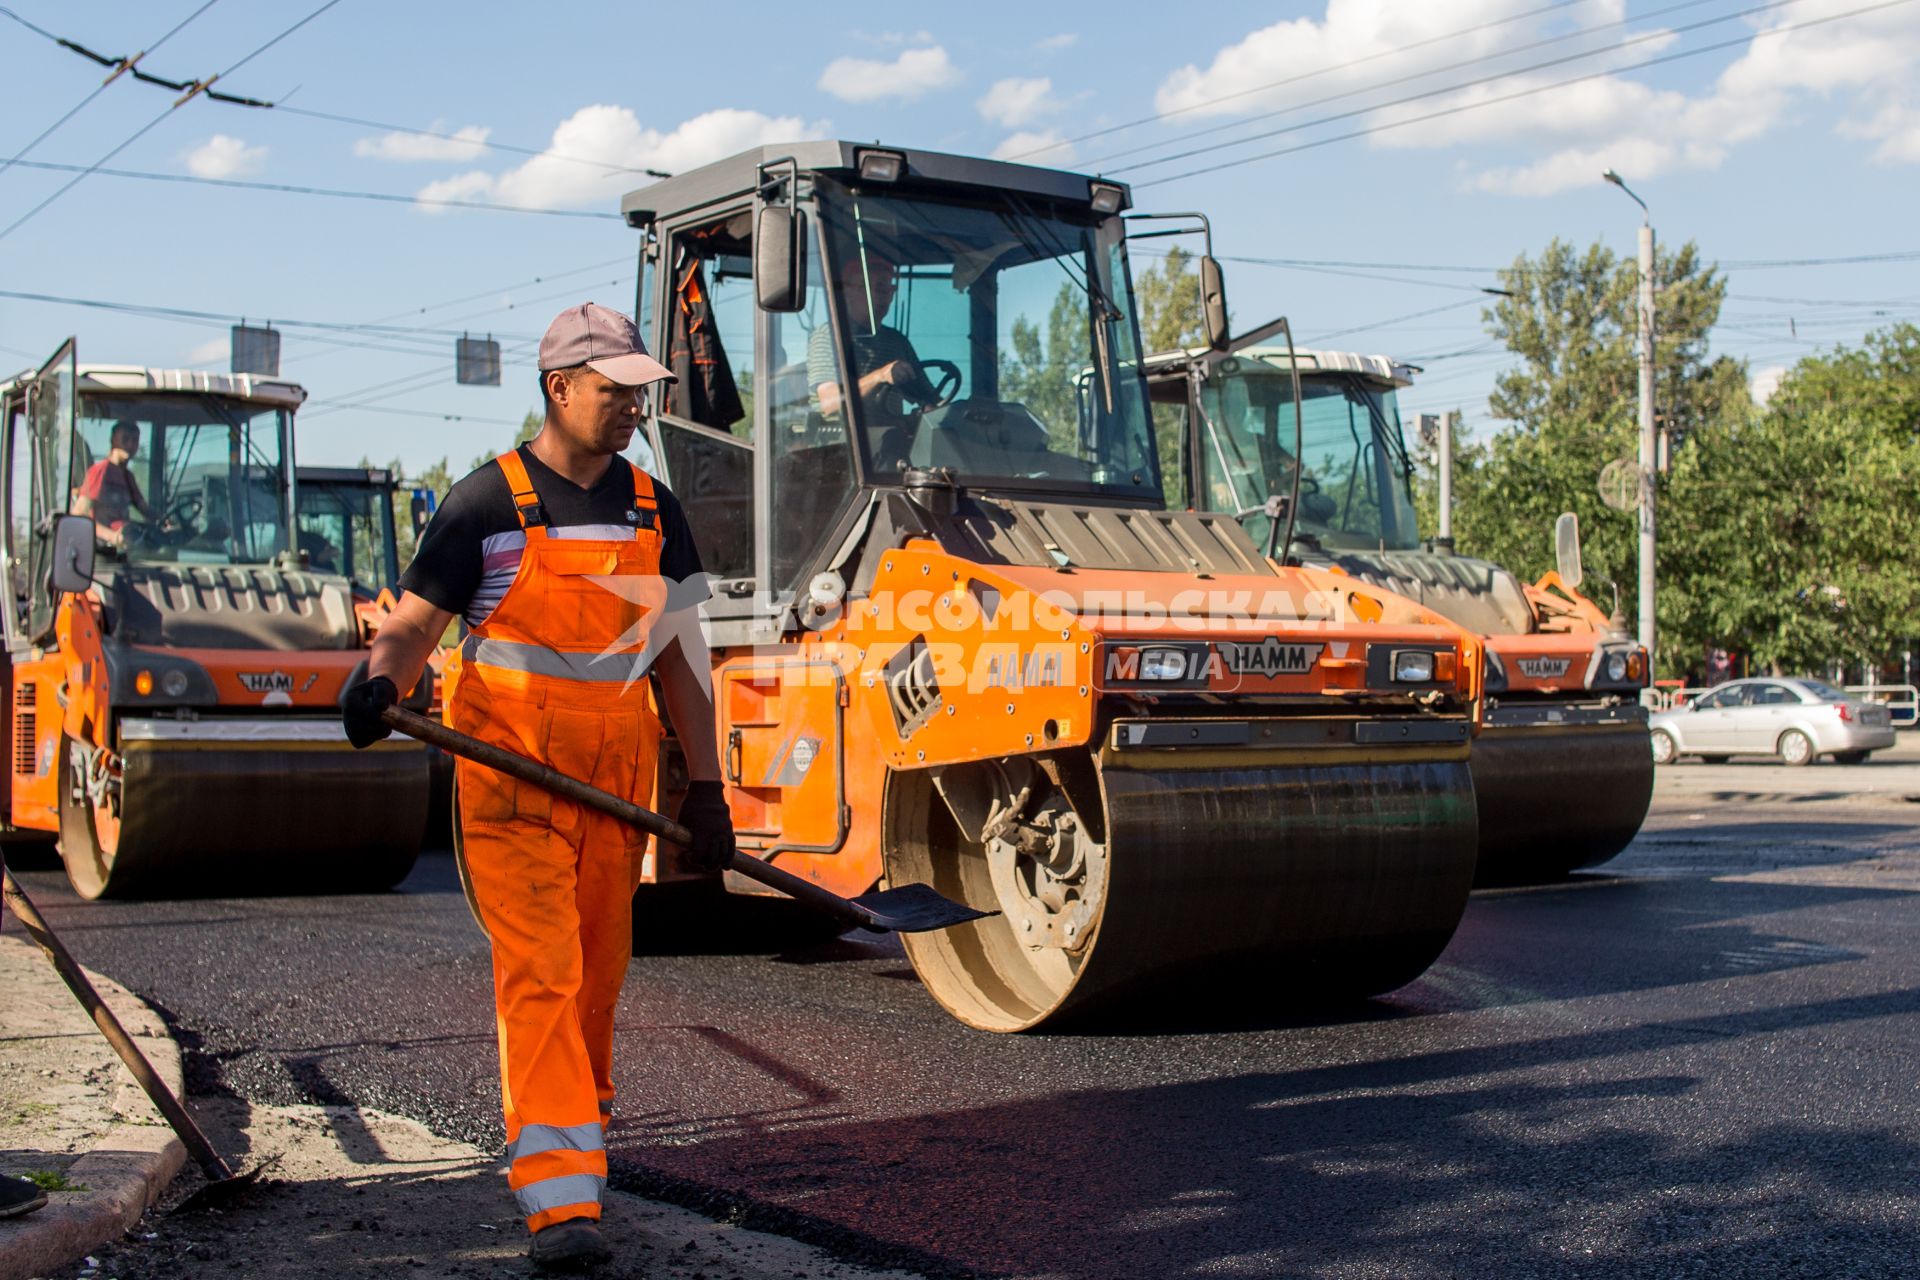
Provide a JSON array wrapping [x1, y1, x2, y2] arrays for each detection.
[[70, 421, 158, 547]]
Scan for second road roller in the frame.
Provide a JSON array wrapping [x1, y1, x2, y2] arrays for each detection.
[[604, 142, 1484, 1030], [0, 349, 431, 897], [1143, 342, 1653, 883]]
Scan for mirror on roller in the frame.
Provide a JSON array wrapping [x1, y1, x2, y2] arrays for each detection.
[[754, 203, 807, 313], [1554, 511, 1584, 589], [1201, 254, 1230, 350], [48, 513, 95, 595]]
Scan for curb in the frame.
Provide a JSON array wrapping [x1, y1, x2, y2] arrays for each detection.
[[0, 956, 187, 1280]]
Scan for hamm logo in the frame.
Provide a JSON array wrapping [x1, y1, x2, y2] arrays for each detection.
[[1218, 638, 1324, 677], [1516, 656, 1572, 680], [237, 671, 294, 694]]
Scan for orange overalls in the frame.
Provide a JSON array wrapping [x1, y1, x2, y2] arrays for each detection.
[[448, 450, 666, 1233]]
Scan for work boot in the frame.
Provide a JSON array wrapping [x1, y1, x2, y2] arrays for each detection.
[[0, 1175, 47, 1218], [529, 1217, 610, 1272]]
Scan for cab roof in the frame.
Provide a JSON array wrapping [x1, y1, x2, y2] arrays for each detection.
[[619, 139, 1131, 227], [0, 363, 307, 409], [1140, 345, 1418, 389]]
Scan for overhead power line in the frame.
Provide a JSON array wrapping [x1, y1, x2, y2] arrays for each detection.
[[0, 0, 346, 243], [1, 158, 624, 219], [1121, 0, 1825, 179], [1135, 0, 1919, 188], [1086, 0, 1728, 172], [0, 0, 222, 182], [1304, 297, 1489, 346], [0, 286, 542, 340], [6, 8, 671, 179], [1006, 0, 1595, 161]]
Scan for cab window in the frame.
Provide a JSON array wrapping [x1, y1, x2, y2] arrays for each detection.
[[658, 213, 755, 582]]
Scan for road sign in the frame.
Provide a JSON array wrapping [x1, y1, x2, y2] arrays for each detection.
[[1598, 458, 1637, 512]]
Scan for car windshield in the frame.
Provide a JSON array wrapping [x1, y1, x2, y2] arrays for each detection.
[[296, 478, 394, 592], [1196, 365, 1420, 553], [1797, 679, 1848, 702], [813, 181, 1158, 498], [74, 393, 290, 566]]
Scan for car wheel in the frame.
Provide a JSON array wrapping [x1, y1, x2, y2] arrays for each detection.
[[1650, 729, 1677, 765], [1834, 750, 1870, 765], [1778, 729, 1815, 767]]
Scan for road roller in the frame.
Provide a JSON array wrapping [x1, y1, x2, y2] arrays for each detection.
[[614, 142, 1483, 1031], [0, 346, 430, 898], [1142, 342, 1652, 883]]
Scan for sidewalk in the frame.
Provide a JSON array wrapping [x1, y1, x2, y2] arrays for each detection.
[[0, 931, 185, 1280]]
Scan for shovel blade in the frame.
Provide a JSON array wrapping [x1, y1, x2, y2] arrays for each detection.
[[171, 1164, 269, 1215], [849, 882, 994, 933]]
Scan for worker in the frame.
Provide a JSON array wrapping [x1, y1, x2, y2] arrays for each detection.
[[808, 248, 942, 468], [70, 420, 160, 548], [340, 302, 735, 1273]]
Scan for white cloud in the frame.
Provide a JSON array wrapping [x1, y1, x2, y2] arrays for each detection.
[[184, 338, 227, 366], [1151, 0, 1920, 196], [817, 47, 961, 104], [1036, 33, 1077, 51], [978, 77, 1064, 129], [184, 135, 267, 179], [1840, 102, 1920, 164], [1750, 364, 1788, 406], [992, 130, 1074, 163], [354, 122, 491, 163], [416, 104, 823, 213]]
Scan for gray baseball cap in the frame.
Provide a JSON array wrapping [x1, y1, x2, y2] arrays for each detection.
[[538, 302, 676, 386]]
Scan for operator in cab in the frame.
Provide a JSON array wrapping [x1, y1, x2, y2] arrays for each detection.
[[70, 420, 160, 548], [809, 247, 943, 467], [340, 303, 735, 1273]]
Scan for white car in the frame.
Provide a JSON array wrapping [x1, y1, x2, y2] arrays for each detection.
[[1650, 677, 1897, 766]]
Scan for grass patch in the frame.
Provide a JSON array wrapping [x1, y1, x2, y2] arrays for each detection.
[[21, 1170, 86, 1193]]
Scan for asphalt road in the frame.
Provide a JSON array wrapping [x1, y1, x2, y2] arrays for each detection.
[[13, 740, 1920, 1279]]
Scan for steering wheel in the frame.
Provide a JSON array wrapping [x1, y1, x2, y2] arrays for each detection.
[[900, 358, 963, 410], [162, 493, 203, 531]]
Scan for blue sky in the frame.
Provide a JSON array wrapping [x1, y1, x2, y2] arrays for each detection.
[[2, 0, 1916, 475]]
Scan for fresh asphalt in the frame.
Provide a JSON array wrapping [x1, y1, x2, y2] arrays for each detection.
[[14, 743, 1920, 1279]]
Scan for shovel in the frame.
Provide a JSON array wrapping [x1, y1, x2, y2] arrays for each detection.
[[381, 706, 990, 934], [1, 872, 267, 1213]]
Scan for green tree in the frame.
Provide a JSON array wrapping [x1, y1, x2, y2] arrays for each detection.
[[1662, 403, 1920, 675], [1768, 322, 1920, 441], [1444, 238, 1748, 673], [1131, 245, 1207, 505], [1134, 245, 1206, 353]]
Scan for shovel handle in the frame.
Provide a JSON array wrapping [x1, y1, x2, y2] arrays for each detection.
[[2, 872, 236, 1182], [380, 706, 884, 932]]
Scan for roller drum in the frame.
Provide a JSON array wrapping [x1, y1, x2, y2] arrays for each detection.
[[887, 753, 1478, 1032], [1469, 721, 1654, 884], [61, 739, 430, 899]]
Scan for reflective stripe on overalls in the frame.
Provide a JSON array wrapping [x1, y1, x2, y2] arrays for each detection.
[[447, 449, 663, 1234]]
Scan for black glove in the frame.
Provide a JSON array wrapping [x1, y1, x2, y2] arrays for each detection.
[[676, 781, 736, 873], [340, 675, 398, 749]]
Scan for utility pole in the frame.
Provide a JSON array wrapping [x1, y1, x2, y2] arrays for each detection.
[[1604, 169, 1656, 670], [1437, 410, 1456, 551]]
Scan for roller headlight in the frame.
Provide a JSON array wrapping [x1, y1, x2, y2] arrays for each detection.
[[161, 669, 191, 698], [1139, 647, 1191, 681], [1392, 649, 1437, 682], [1605, 652, 1628, 682]]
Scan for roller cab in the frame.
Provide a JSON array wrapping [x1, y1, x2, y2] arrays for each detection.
[[1144, 343, 1653, 881], [0, 348, 428, 898], [623, 143, 1483, 1030]]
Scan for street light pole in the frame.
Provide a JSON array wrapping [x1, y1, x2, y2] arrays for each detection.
[[1604, 169, 1657, 672]]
